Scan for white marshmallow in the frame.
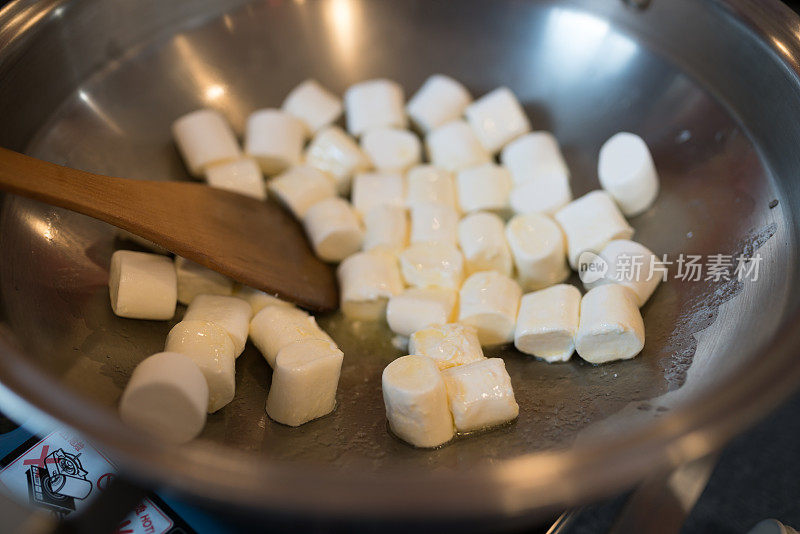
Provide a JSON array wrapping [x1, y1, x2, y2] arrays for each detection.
[[405, 165, 458, 211], [232, 285, 293, 314], [305, 126, 371, 194], [351, 172, 405, 217], [109, 251, 177, 320], [505, 213, 570, 291], [575, 284, 645, 364], [165, 320, 236, 413], [464, 87, 530, 153], [406, 74, 472, 133], [426, 120, 491, 172], [244, 109, 305, 175], [337, 251, 404, 321], [458, 212, 513, 276], [204, 157, 266, 200], [184, 295, 253, 357], [458, 271, 521, 346], [115, 229, 170, 255], [281, 79, 343, 135], [509, 173, 572, 216], [382, 355, 454, 448], [360, 128, 421, 172], [598, 132, 659, 217], [119, 352, 208, 444], [303, 197, 364, 262], [501, 132, 569, 185], [456, 163, 513, 215], [249, 305, 333, 367], [582, 239, 661, 307], [399, 243, 464, 289], [362, 205, 408, 255], [554, 190, 634, 269], [409, 203, 458, 246], [408, 323, 485, 371], [514, 284, 581, 363], [344, 79, 406, 137], [268, 165, 336, 219], [386, 287, 458, 337], [442, 358, 519, 432], [172, 109, 240, 177], [266, 339, 344, 426], [174, 256, 234, 306]]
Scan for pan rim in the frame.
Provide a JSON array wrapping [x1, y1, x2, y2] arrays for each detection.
[[0, 0, 798, 520]]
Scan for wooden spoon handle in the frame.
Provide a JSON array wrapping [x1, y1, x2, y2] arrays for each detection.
[[0, 147, 145, 224]]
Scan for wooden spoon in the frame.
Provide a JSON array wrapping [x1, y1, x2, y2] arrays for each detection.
[[0, 147, 338, 312]]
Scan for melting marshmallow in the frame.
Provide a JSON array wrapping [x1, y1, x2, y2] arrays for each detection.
[[382, 355, 454, 448], [165, 320, 236, 413], [575, 285, 645, 364], [337, 251, 404, 321], [514, 284, 581, 363], [266, 339, 344, 426]]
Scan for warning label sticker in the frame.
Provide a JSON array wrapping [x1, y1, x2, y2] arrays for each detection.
[[0, 430, 172, 533]]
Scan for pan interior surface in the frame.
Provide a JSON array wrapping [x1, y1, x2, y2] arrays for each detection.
[[0, 0, 797, 515]]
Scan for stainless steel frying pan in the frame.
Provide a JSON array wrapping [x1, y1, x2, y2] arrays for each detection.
[[0, 0, 798, 524]]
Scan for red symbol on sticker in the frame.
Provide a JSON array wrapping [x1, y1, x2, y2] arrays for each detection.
[[21, 446, 58, 469], [97, 472, 115, 491], [114, 519, 134, 534]]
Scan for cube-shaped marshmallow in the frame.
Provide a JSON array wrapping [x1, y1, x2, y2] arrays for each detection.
[[442, 358, 519, 432], [344, 79, 406, 137], [268, 165, 337, 219], [458, 212, 513, 276], [303, 198, 364, 262], [514, 284, 581, 363], [361, 128, 421, 172], [305, 126, 371, 194], [165, 320, 236, 413], [405, 165, 458, 211], [406, 74, 472, 133], [282, 79, 343, 135], [505, 212, 570, 291], [172, 109, 240, 177], [554, 190, 634, 269], [266, 339, 344, 426], [362, 205, 409, 255], [382, 355, 454, 448], [575, 285, 644, 364], [456, 163, 513, 214], [458, 271, 521, 346], [337, 251, 404, 321], [426, 120, 490, 172], [386, 287, 458, 337], [464, 87, 530, 153], [408, 323, 485, 371], [174, 256, 234, 306], [184, 294, 253, 357], [399, 243, 464, 290], [109, 250, 177, 320], [244, 109, 305, 175], [249, 305, 333, 367], [204, 157, 266, 200], [351, 172, 405, 217], [409, 203, 458, 246], [119, 352, 209, 443]]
